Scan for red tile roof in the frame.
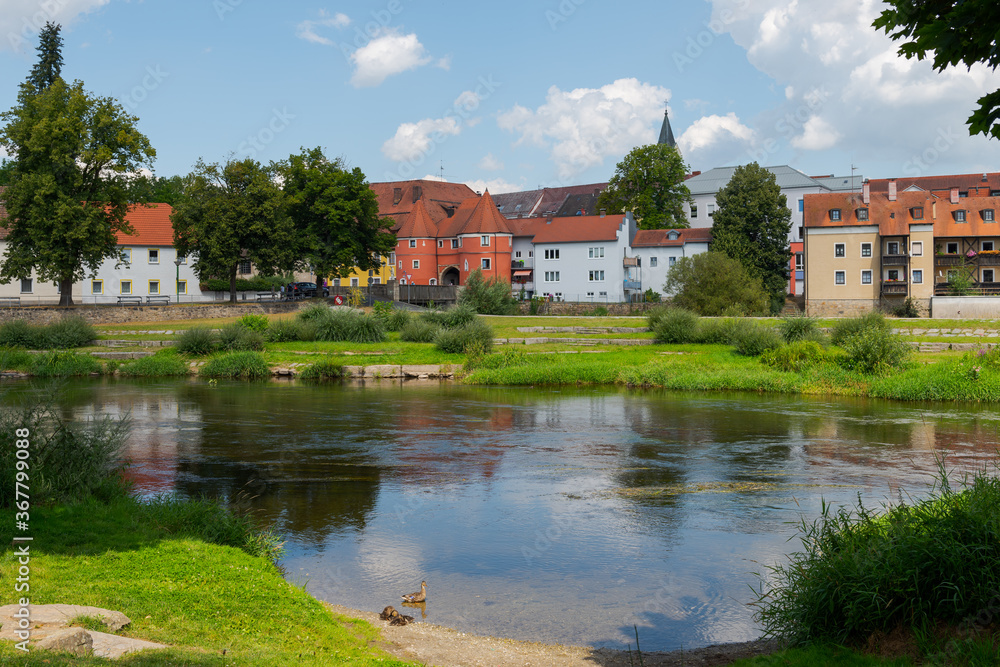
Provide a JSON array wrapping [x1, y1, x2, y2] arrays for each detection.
[[394, 198, 437, 239], [530, 215, 625, 244], [453, 191, 512, 236], [868, 173, 1000, 196], [632, 227, 712, 247], [371, 179, 477, 225], [0, 195, 174, 245]]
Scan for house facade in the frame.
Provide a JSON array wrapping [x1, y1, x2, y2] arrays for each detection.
[[804, 177, 1000, 316], [630, 228, 713, 296]]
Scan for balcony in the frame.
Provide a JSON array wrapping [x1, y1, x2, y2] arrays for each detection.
[[935, 255, 964, 267], [623, 257, 641, 268], [935, 282, 1000, 296], [511, 259, 534, 269], [977, 254, 1000, 266], [882, 254, 909, 267], [881, 282, 908, 296], [623, 280, 642, 291]]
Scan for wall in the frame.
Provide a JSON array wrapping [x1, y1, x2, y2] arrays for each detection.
[[518, 300, 652, 316], [805, 298, 881, 317], [805, 225, 880, 301], [931, 297, 1000, 319], [0, 301, 302, 325]]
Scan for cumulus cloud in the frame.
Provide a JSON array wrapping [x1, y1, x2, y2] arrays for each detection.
[[464, 178, 522, 195], [295, 11, 350, 46], [478, 153, 504, 171], [350, 28, 432, 87], [497, 78, 671, 180], [678, 113, 754, 153], [1, 0, 110, 53], [697, 0, 1000, 172], [382, 117, 461, 162]]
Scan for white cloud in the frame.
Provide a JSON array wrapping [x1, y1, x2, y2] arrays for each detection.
[[296, 11, 350, 46], [478, 153, 504, 171], [464, 178, 522, 195], [1, 0, 110, 53], [678, 113, 754, 153], [497, 78, 671, 180], [791, 116, 841, 150], [350, 28, 432, 87], [382, 117, 461, 162]]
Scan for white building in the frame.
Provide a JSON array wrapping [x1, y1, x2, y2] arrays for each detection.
[[630, 228, 713, 296]]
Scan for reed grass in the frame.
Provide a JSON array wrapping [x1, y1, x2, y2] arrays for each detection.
[[117, 349, 190, 377], [199, 351, 271, 379]]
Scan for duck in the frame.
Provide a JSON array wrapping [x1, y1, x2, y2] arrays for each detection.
[[379, 606, 397, 621], [401, 580, 427, 603], [389, 612, 414, 626]]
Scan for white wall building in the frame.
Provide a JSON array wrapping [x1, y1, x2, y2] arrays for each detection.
[[630, 228, 713, 296]]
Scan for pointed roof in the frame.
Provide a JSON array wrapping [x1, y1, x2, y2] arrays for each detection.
[[438, 191, 513, 237], [394, 198, 437, 239], [658, 110, 675, 148]]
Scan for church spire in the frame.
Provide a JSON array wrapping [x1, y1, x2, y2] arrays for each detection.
[[657, 109, 676, 148]]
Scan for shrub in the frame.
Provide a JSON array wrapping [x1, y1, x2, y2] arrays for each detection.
[[643, 288, 661, 303], [459, 268, 519, 314], [777, 314, 822, 344], [176, 326, 217, 355], [0, 319, 41, 348], [754, 465, 1000, 648], [0, 347, 33, 371], [665, 251, 769, 316], [118, 350, 190, 377], [761, 340, 827, 372], [312, 309, 386, 343], [840, 326, 910, 374], [696, 318, 742, 345], [299, 358, 347, 380], [422, 304, 477, 329], [43, 316, 97, 348], [730, 322, 783, 357], [265, 318, 309, 343], [373, 302, 410, 331], [218, 323, 265, 352], [891, 297, 921, 318], [236, 313, 270, 332], [0, 397, 131, 507], [399, 318, 441, 343], [30, 351, 102, 377], [472, 347, 531, 370], [650, 307, 700, 344], [297, 302, 332, 322], [434, 319, 495, 354], [199, 351, 270, 379], [830, 311, 889, 347]]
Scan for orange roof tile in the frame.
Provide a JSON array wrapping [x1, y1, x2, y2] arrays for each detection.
[[453, 191, 512, 236], [371, 179, 477, 225], [118, 203, 175, 245], [530, 215, 626, 244], [632, 228, 712, 247], [868, 173, 1000, 196], [394, 198, 437, 239]]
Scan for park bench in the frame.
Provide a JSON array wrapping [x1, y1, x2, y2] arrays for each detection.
[[116, 296, 142, 306], [145, 295, 170, 305], [256, 292, 278, 301], [0, 296, 20, 307]]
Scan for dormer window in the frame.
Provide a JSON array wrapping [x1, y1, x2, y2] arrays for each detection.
[[955, 210, 967, 222], [856, 208, 869, 221], [911, 207, 924, 220], [829, 209, 841, 221], [983, 209, 995, 222], [667, 230, 680, 240]]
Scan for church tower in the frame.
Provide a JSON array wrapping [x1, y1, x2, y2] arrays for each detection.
[[657, 109, 676, 148]]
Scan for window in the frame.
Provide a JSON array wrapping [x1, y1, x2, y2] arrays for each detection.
[[955, 210, 967, 222], [452, 239, 460, 249], [669, 256, 676, 267], [120, 280, 132, 295], [92, 279, 103, 294], [984, 209, 995, 222], [544, 249, 560, 260], [412, 260, 420, 269], [984, 269, 995, 283], [427, 278, 436, 285], [588, 270, 605, 281], [544, 271, 560, 282], [912, 241, 923, 256], [438, 240, 444, 248], [599, 291, 607, 297], [830, 209, 841, 221], [650, 256, 658, 267], [984, 241, 996, 252], [20, 279, 32, 294], [861, 270, 872, 285], [481, 258, 491, 270], [409, 239, 416, 248], [835, 243, 845, 257], [857, 208, 869, 221], [708, 203, 715, 216], [121, 248, 132, 265], [351, 278, 359, 287], [911, 207, 924, 220], [795, 253, 804, 270], [887, 242, 899, 255], [588, 247, 605, 259], [690, 205, 698, 218], [798, 199, 804, 212], [528, 251, 533, 257], [373, 277, 381, 285], [148, 280, 160, 295], [481, 235, 490, 247], [464, 260, 469, 271], [887, 269, 900, 281], [238, 259, 251, 274], [398, 260, 402, 269], [178, 255, 187, 265], [798, 226, 804, 239], [912, 269, 923, 284], [177, 280, 187, 294], [835, 270, 846, 285], [947, 242, 959, 254], [515, 251, 522, 258], [861, 243, 872, 257], [148, 249, 159, 264], [587, 292, 595, 298]]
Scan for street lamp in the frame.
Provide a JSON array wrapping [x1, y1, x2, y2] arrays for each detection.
[[174, 257, 183, 304]]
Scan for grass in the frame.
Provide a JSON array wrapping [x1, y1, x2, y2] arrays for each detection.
[[199, 351, 271, 379], [117, 349, 190, 377]]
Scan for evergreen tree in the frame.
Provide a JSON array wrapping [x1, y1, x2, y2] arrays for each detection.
[[27, 22, 63, 92], [710, 163, 791, 313]]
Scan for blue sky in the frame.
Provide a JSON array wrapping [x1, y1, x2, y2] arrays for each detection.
[[2, 0, 1000, 193]]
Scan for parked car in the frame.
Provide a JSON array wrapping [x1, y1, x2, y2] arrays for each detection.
[[287, 282, 330, 298]]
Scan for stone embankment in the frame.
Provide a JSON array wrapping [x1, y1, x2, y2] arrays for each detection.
[[0, 604, 166, 659]]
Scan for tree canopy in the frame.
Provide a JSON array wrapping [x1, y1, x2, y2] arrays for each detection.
[[27, 23, 63, 91], [664, 251, 768, 316], [127, 173, 185, 206], [710, 163, 791, 312], [597, 143, 692, 230], [277, 147, 396, 278], [1, 53, 156, 305], [874, 1, 1000, 140], [171, 158, 299, 304]]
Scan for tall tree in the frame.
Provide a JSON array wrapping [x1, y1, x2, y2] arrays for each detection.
[[0, 77, 156, 306], [710, 163, 791, 313], [278, 147, 396, 278], [874, 1, 1000, 140], [127, 173, 185, 206], [171, 158, 299, 303], [597, 143, 692, 230], [27, 22, 64, 91]]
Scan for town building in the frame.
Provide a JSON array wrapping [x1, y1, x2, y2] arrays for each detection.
[[630, 228, 713, 296]]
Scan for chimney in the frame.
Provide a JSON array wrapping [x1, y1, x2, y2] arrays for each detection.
[[950, 187, 959, 204], [412, 185, 422, 203], [888, 180, 896, 201], [932, 201, 937, 219], [983, 173, 989, 182], [862, 181, 870, 205], [546, 214, 553, 223], [600, 208, 607, 218], [393, 188, 402, 205], [593, 188, 600, 197]]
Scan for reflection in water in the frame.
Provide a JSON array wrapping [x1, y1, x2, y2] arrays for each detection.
[[9, 378, 1000, 651]]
